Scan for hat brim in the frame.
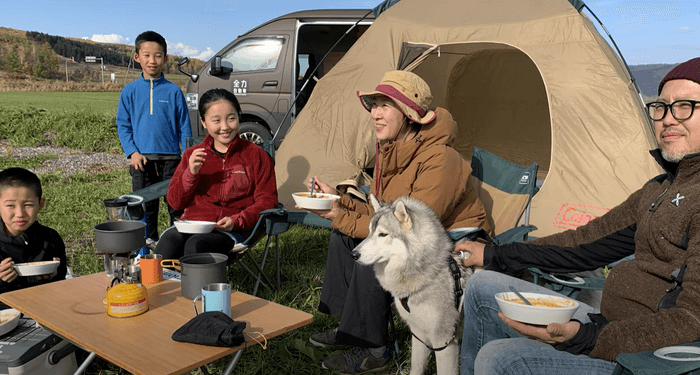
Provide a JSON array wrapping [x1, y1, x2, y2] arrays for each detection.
[[357, 90, 436, 125]]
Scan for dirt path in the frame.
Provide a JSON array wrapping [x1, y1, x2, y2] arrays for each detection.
[[1, 144, 128, 175]]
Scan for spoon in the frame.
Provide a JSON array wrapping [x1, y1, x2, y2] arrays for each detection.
[[309, 177, 316, 198], [509, 286, 532, 305]]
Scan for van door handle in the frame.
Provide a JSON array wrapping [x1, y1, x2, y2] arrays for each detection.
[[263, 81, 278, 87]]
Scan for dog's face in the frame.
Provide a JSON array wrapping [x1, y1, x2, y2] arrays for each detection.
[[352, 195, 419, 267]]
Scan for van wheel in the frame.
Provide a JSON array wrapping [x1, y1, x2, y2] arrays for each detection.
[[238, 122, 272, 145]]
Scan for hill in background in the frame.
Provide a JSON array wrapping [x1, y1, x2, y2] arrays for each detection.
[[629, 64, 676, 99], [0, 26, 681, 97], [0, 27, 204, 91]]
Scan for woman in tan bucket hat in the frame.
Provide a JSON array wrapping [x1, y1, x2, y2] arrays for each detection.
[[297, 70, 490, 373]]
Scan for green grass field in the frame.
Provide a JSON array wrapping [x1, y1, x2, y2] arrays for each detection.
[[0, 91, 120, 114]]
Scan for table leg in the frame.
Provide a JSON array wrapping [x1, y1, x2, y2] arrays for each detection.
[[222, 350, 244, 375], [73, 351, 96, 375]]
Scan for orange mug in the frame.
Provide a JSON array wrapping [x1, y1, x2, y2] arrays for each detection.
[[140, 254, 163, 284]]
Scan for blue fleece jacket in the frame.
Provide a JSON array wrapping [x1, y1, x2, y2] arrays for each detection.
[[116, 73, 192, 157]]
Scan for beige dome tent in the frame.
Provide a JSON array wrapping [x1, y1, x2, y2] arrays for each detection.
[[274, 0, 662, 237]]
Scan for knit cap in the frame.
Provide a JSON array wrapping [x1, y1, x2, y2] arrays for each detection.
[[658, 57, 700, 94]]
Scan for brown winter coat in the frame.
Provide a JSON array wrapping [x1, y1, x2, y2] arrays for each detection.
[[331, 107, 490, 238], [528, 151, 700, 359]]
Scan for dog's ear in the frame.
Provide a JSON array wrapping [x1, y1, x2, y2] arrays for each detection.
[[369, 194, 383, 211], [393, 200, 412, 233]]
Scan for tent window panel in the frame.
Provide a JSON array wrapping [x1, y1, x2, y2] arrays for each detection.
[[398, 43, 433, 70]]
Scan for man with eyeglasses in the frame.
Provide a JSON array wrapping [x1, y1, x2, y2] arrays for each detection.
[[455, 57, 700, 375]]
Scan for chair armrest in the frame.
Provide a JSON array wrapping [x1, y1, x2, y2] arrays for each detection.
[[129, 179, 171, 203], [494, 225, 537, 245], [528, 267, 606, 291], [260, 204, 287, 216], [287, 212, 332, 228], [613, 341, 700, 375]]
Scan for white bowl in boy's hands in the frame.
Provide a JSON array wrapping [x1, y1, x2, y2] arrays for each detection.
[[14, 260, 60, 276]]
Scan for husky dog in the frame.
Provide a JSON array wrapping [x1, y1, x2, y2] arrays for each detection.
[[352, 195, 472, 375]]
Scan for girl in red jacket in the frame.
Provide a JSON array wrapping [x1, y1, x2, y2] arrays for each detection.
[[155, 89, 278, 259]]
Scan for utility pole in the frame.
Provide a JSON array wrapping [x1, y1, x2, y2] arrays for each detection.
[[65, 57, 74, 82]]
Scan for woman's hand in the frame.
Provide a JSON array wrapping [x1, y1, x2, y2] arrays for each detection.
[[454, 241, 485, 267], [498, 312, 580, 343], [216, 217, 235, 232], [305, 176, 337, 195], [296, 197, 341, 221], [0, 257, 17, 283], [189, 148, 207, 175]]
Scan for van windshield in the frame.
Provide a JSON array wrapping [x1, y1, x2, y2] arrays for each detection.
[[222, 37, 285, 72]]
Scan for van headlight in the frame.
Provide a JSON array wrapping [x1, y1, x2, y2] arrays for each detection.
[[185, 93, 198, 110]]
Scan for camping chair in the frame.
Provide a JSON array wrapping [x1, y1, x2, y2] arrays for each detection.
[[128, 138, 289, 297], [449, 146, 539, 244], [528, 262, 609, 300], [612, 341, 700, 375]]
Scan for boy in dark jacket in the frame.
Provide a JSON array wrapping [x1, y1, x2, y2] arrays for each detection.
[[0, 168, 67, 309], [116, 30, 192, 241]]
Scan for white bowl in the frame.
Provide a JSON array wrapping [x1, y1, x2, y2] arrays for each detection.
[[174, 220, 217, 234], [0, 309, 20, 337], [292, 192, 340, 210], [495, 292, 579, 325], [14, 260, 60, 276]]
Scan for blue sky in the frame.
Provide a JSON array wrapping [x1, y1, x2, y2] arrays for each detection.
[[1, 0, 698, 65]]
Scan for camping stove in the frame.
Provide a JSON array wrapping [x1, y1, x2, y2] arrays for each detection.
[[105, 260, 149, 318]]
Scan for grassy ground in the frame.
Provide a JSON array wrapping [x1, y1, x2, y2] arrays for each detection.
[[0, 98, 419, 374], [0, 91, 120, 114]]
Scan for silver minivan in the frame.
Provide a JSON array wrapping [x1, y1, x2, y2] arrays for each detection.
[[182, 9, 375, 148]]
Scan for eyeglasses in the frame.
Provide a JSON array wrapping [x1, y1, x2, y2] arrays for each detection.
[[646, 100, 700, 121]]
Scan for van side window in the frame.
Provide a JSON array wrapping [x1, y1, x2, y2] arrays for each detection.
[[221, 37, 285, 72]]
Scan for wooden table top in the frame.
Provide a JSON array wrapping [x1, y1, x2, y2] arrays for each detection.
[[0, 272, 313, 375]]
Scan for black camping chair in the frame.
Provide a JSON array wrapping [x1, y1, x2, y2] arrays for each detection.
[[128, 138, 288, 297]]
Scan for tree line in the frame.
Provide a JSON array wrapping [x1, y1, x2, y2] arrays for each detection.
[[26, 31, 132, 66], [0, 30, 205, 82]]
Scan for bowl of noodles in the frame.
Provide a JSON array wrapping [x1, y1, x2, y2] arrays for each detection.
[[292, 192, 340, 210], [495, 292, 579, 325]]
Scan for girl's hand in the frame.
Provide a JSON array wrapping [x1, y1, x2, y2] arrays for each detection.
[[498, 312, 580, 343], [216, 217, 234, 232], [0, 257, 17, 283], [189, 149, 207, 175], [305, 176, 337, 195]]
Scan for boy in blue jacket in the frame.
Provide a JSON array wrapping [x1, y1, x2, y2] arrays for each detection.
[[116, 30, 191, 241]]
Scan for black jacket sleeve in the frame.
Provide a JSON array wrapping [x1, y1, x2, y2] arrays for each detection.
[[483, 224, 637, 274]]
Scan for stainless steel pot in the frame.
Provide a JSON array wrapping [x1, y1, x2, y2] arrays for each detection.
[[161, 253, 228, 299], [93, 221, 147, 253]]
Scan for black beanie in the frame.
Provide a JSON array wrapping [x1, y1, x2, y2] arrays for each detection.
[[658, 57, 700, 95]]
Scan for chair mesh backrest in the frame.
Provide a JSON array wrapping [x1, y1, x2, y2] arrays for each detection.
[[470, 147, 538, 236]]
